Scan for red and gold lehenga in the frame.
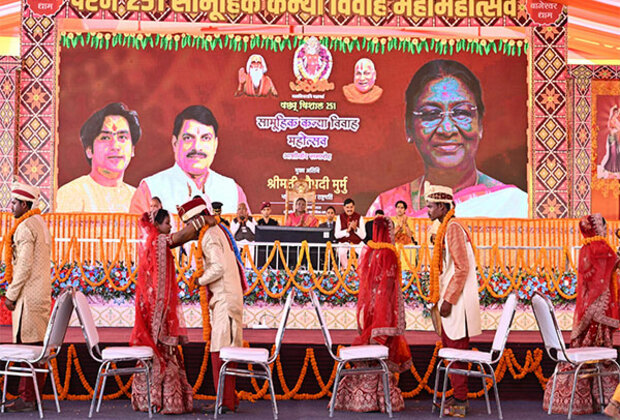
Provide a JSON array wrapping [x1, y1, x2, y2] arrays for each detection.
[[334, 216, 412, 413], [130, 213, 193, 414], [543, 214, 620, 415]]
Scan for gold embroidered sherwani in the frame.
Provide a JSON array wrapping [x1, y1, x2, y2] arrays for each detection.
[[6, 214, 52, 343], [198, 225, 244, 352]]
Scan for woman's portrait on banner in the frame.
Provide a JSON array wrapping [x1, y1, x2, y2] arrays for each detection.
[[597, 100, 620, 180], [366, 59, 528, 218]]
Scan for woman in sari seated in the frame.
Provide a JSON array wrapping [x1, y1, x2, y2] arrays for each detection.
[[392, 200, 418, 268], [544, 213, 620, 415], [130, 209, 212, 414], [334, 216, 412, 413], [285, 197, 319, 227], [392, 200, 417, 246]]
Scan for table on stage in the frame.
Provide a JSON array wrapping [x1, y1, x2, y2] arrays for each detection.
[[254, 225, 334, 270]]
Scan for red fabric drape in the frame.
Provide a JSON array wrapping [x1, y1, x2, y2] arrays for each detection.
[[355, 216, 411, 372], [130, 213, 187, 367], [573, 214, 620, 339]]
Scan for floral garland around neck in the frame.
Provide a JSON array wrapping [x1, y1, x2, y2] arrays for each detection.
[[191, 224, 212, 342], [190, 215, 222, 342], [2, 208, 41, 284], [367, 240, 403, 274], [429, 207, 456, 304], [581, 235, 613, 249], [190, 225, 211, 289]]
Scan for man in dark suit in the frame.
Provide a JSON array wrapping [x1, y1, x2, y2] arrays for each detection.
[[319, 206, 337, 242], [257, 201, 279, 226]]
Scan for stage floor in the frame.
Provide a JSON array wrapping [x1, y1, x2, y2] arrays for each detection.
[[0, 326, 602, 404], [0, 398, 606, 419]]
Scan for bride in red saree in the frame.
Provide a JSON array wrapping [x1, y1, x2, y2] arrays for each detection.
[[544, 213, 620, 415], [130, 210, 193, 414], [334, 215, 412, 413]]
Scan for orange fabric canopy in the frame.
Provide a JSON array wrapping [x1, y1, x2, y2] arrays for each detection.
[[561, 0, 620, 63]]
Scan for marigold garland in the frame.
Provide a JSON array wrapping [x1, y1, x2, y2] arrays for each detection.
[[2, 208, 42, 284], [366, 240, 397, 254], [189, 225, 210, 287], [43, 231, 578, 302], [429, 208, 456, 304], [0, 211, 591, 306], [581, 235, 612, 248], [38, 229, 579, 302], [190, 224, 213, 342], [4, 341, 548, 402]]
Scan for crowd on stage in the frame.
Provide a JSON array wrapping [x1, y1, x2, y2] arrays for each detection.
[[7, 179, 620, 418], [158, 193, 421, 267], [4, 57, 620, 417]]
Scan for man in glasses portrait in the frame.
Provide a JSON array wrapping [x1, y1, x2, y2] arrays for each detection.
[[366, 59, 528, 218]]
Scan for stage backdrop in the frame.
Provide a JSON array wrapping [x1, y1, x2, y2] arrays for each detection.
[[56, 35, 528, 217]]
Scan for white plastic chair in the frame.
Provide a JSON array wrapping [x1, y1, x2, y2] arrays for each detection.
[[532, 291, 620, 420], [432, 293, 517, 420], [215, 290, 294, 420], [0, 288, 73, 418], [309, 289, 393, 418], [72, 290, 154, 418]]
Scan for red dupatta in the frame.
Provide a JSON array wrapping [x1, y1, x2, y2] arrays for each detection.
[[130, 213, 188, 367], [355, 216, 412, 372], [571, 214, 620, 343]]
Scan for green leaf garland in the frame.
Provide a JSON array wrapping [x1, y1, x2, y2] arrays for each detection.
[[59, 32, 527, 58]]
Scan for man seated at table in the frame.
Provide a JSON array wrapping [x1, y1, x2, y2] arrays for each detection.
[[285, 197, 319, 227], [231, 202, 255, 241], [257, 201, 279, 226]]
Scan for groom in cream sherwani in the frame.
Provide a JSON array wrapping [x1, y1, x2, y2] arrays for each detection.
[[4, 182, 52, 412], [426, 183, 481, 418]]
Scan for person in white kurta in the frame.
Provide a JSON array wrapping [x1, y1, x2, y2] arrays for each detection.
[[427, 183, 481, 417], [4, 182, 52, 412]]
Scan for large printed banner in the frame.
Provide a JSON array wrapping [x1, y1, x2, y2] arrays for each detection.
[[56, 34, 528, 218]]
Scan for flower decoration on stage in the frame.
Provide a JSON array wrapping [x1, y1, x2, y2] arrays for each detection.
[[0, 259, 579, 308], [290, 36, 334, 93], [49, 262, 136, 303], [243, 269, 360, 306]]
